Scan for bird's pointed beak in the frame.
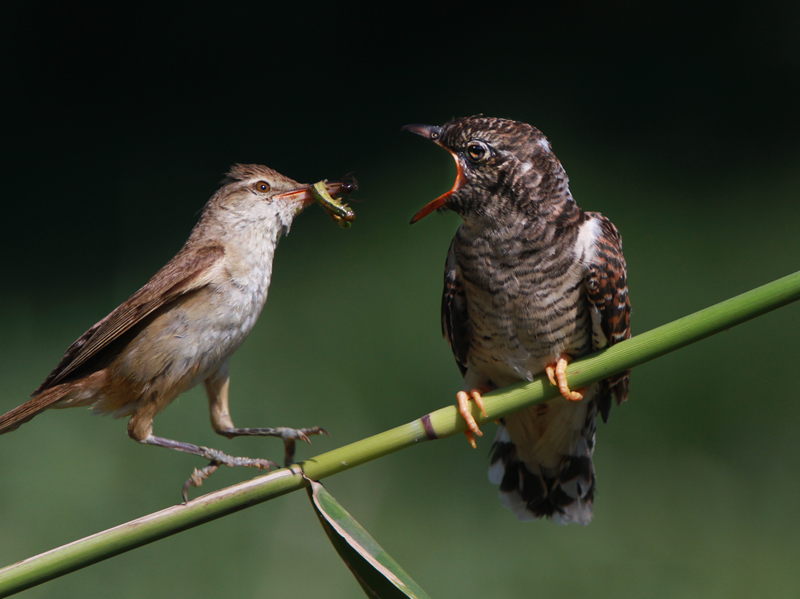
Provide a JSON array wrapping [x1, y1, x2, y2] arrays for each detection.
[[403, 124, 466, 224], [401, 123, 442, 141]]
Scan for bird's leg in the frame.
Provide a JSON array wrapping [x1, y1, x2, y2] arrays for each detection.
[[545, 353, 585, 401], [138, 434, 278, 503], [127, 406, 279, 501], [205, 368, 328, 468], [457, 385, 491, 449]]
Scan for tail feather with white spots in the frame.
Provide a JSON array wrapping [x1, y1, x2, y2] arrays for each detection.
[[488, 396, 598, 525]]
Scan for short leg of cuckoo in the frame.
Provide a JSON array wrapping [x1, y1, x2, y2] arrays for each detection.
[[457, 385, 491, 448], [545, 354, 586, 401]]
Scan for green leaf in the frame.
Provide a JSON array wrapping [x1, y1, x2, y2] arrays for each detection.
[[306, 479, 431, 599]]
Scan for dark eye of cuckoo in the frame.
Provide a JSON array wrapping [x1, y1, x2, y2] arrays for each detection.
[[465, 141, 490, 164]]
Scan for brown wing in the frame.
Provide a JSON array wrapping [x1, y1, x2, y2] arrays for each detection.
[[34, 244, 225, 395], [585, 213, 631, 422], [441, 238, 469, 376]]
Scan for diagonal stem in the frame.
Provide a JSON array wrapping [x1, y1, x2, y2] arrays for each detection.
[[2, 269, 800, 597]]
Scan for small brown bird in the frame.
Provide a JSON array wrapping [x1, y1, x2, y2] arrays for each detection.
[[405, 117, 630, 524], [0, 164, 355, 499]]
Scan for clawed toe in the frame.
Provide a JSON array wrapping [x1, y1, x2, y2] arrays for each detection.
[[457, 386, 491, 448], [545, 354, 584, 402], [278, 426, 328, 444], [183, 462, 221, 503], [279, 426, 329, 467], [299, 426, 329, 440], [181, 455, 277, 503]]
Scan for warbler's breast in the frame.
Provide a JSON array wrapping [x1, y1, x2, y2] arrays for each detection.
[[112, 228, 280, 395]]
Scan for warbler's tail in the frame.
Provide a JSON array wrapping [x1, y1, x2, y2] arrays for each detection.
[[0, 384, 74, 435]]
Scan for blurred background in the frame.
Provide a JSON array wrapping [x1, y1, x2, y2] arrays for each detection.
[[2, 3, 799, 598]]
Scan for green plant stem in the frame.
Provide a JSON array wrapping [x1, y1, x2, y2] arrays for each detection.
[[2, 269, 800, 597]]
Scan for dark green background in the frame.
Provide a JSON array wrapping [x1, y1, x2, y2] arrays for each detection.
[[2, 4, 800, 598]]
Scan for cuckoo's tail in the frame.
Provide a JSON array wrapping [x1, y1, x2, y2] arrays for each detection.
[[488, 396, 599, 525]]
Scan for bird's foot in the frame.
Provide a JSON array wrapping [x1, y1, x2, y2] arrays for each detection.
[[545, 354, 585, 401], [140, 434, 279, 503], [277, 426, 329, 467], [184, 462, 221, 500], [219, 425, 329, 467], [457, 386, 491, 448], [181, 446, 278, 502]]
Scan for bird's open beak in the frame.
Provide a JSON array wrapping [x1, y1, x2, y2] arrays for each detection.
[[275, 176, 358, 227], [403, 124, 466, 224]]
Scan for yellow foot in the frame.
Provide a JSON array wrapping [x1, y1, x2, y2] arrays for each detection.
[[457, 386, 490, 448], [545, 354, 585, 402]]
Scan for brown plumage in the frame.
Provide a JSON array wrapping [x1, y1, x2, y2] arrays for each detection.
[[0, 165, 355, 499], [405, 116, 630, 524]]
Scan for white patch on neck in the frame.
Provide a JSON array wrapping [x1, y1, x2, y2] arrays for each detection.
[[537, 137, 551, 153], [577, 217, 610, 349], [575, 217, 600, 264], [517, 160, 542, 186]]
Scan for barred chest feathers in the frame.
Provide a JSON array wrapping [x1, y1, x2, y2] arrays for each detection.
[[455, 216, 601, 388]]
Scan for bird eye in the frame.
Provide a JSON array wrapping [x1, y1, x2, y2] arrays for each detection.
[[254, 181, 271, 193], [466, 141, 489, 163]]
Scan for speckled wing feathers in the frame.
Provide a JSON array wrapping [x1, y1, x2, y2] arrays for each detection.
[[441, 239, 469, 377], [585, 212, 631, 421]]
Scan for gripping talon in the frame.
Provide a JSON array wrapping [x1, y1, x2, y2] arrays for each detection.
[[545, 364, 558, 387], [470, 390, 488, 418], [298, 426, 328, 442], [464, 429, 477, 449], [281, 426, 328, 466], [456, 385, 492, 448], [546, 354, 584, 401], [182, 462, 221, 503]]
